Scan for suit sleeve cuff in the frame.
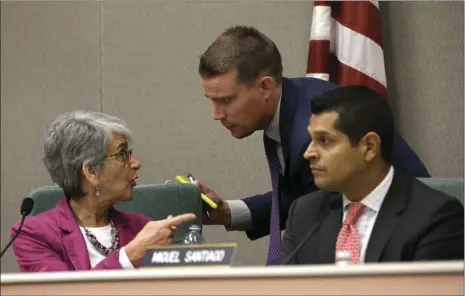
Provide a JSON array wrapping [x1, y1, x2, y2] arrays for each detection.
[[119, 247, 135, 269], [225, 200, 253, 231]]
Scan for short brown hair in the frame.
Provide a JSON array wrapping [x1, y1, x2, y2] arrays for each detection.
[[199, 26, 283, 85]]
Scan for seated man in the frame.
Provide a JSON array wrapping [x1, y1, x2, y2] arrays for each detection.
[[281, 86, 464, 265]]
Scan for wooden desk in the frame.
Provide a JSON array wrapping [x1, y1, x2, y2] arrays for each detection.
[[1, 261, 463, 295]]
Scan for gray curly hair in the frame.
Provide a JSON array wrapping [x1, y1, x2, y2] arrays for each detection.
[[43, 110, 133, 197]]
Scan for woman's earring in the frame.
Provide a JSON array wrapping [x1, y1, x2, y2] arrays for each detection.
[[96, 187, 100, 197]]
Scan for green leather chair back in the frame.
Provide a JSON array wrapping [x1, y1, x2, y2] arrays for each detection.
[[28, 183, 203, 243], [417, 178, 464, 205]]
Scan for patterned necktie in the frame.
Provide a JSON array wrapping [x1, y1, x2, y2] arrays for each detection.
[[263, 134, 281, 264], [335, 202, 365, 264]]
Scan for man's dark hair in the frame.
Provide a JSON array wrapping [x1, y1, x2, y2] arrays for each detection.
[[311, 85, 394, 163], [199, 26, 283, 86]]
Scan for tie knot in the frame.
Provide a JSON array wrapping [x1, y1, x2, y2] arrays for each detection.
[[344, 202, 365, 225]]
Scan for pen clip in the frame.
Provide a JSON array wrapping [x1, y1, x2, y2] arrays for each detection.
[[186, 170, 195, 183]]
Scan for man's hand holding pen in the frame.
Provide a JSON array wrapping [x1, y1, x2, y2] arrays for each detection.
[[192, 180, 231, 228], [164, 176, 232, 227]]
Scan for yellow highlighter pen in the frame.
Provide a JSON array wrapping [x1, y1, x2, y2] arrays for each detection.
[[174, 173, 218, 209]]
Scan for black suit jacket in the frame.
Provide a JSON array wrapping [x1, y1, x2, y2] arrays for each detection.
[[281, 172, 464, 264]]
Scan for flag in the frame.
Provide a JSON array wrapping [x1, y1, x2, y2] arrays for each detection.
[[306, 1, 387, 99]]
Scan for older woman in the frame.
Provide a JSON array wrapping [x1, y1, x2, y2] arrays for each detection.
[[11, 110, 195, 272]]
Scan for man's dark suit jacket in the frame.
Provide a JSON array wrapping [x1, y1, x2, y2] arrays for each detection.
[[280, 172, 464, 264], [242, 77, 431, 241]]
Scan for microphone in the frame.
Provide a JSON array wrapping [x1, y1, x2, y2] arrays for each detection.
[[0, 198, 34, 258], [283, 196, 339, 265]]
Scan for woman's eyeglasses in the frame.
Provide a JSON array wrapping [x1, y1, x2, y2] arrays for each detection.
[[105, 149, 133, 162]]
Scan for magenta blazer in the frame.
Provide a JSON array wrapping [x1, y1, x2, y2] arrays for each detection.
[[11, 197, 151, 272]]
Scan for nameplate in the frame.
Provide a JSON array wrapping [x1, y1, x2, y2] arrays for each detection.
[[141, 243, 237, 267]]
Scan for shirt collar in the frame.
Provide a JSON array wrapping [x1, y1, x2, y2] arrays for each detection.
[[343, 166, 395, 212], [265, 94, 281, 143]]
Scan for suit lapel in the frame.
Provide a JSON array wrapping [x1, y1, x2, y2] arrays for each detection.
[[57, 198, 91, 270], [364, 172, 409, 262], [111, 208, 132, 247], [279, 78, 296, 176], [316, 194, 343, 263]]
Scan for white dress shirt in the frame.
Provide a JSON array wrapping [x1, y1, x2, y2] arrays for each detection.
[[226, 96, 283, 231], [79, 225, 134, 269], [341, 166, 394, 263]]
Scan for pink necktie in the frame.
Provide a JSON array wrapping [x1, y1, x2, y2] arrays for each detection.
[[335, 202, 365, 264]]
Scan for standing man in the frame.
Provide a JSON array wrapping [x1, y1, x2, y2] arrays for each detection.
[[196, 26, 430, 265]]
